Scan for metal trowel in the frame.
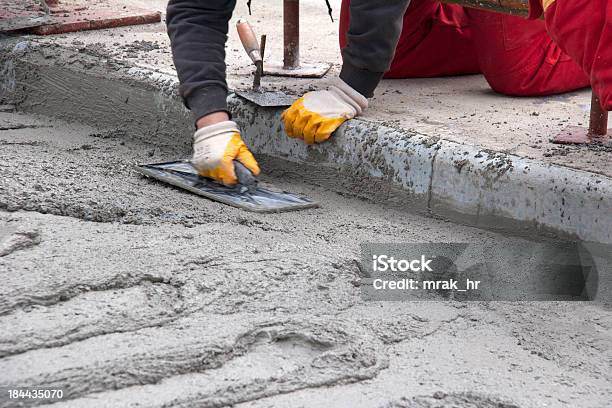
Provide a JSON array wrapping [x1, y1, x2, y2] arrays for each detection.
[[135, 160, 318, 213], [234, 19, 297, 107]]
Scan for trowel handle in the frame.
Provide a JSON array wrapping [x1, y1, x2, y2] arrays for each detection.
[[237, 19, 262, 64], [234, 160, 258, 188]]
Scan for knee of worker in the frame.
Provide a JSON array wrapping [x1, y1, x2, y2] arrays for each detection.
[[482, 48, 589, 97], [483, 61, 589, 97], [483, 73, 548, 97]]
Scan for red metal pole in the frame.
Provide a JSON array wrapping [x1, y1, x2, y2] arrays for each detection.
[[589, 93, 608, 139], [283, 0, 299, 69]]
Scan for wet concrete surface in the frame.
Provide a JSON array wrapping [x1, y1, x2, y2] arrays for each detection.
[[3, 39, 611, 244], [1, 111, 611, 407], [24, 0, 611, 179]]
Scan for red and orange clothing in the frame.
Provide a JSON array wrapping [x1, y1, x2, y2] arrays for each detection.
[[167, 0, 610, 124], [340, 0, 609, 109], [529, 0, 612, 110]]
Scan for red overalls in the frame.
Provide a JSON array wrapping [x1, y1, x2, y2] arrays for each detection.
[[339, 0, 592, 99], [529, 0, 612, 110]]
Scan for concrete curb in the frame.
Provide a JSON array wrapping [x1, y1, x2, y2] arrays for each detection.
[[2, 38, 611, 244]]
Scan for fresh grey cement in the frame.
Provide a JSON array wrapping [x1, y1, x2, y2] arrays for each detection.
[[1, 37, 612, 408], [2, 39, 611, 244], [1, 108, 612, 407]]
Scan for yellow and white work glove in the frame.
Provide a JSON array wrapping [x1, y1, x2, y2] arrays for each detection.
[[192, 120, 260, 186], [282, 78, 368, 144]]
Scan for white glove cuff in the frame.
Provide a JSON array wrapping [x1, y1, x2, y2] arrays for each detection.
[[330, 78, 369, 115], [193, 120, 240, 144]]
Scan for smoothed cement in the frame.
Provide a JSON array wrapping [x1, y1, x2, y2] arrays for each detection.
[[2, 39, 611, 244], [0, 111, 611, 407]]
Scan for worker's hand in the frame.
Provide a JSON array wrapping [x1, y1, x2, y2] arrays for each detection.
[[192, 120, 260, 186], [282, 79, 368, 144]]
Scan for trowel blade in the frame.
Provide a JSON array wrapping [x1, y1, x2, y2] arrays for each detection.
[[135, 160, 319, 213], [235, 90, 297, 107]]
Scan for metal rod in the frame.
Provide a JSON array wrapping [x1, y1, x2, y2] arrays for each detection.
[[283, 0, 299, 69], [253, 35, 266, 90], [253, 61, 262, 90], [260, 34, 267, 63], [588, 92, 608, 138]]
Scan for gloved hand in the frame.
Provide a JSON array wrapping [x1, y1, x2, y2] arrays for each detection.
[[282, 79, 368, 144], [192, 120, 260, 186]]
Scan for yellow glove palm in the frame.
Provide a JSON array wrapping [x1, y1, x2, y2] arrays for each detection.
[[192, 121, 260, 186], [282, 79, 368, 144]]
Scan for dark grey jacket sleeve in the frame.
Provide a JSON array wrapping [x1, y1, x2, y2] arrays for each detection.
[[167, 0, 409, 120], [166, 0, 236, 121], [340, 0, 411, 97]]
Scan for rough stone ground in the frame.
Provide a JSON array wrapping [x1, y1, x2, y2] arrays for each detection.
[[1, 108, 612, 407], [26, 0, 612, 178]]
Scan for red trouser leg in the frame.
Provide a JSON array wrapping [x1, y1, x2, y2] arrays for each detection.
[[339, 0, 479, 78], [541, 0, 612, 110], [466, 9, 589, 96]]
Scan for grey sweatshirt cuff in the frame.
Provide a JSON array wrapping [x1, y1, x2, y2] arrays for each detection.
[[184, 85, 229, 122], [339, 61, 385, 98]]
